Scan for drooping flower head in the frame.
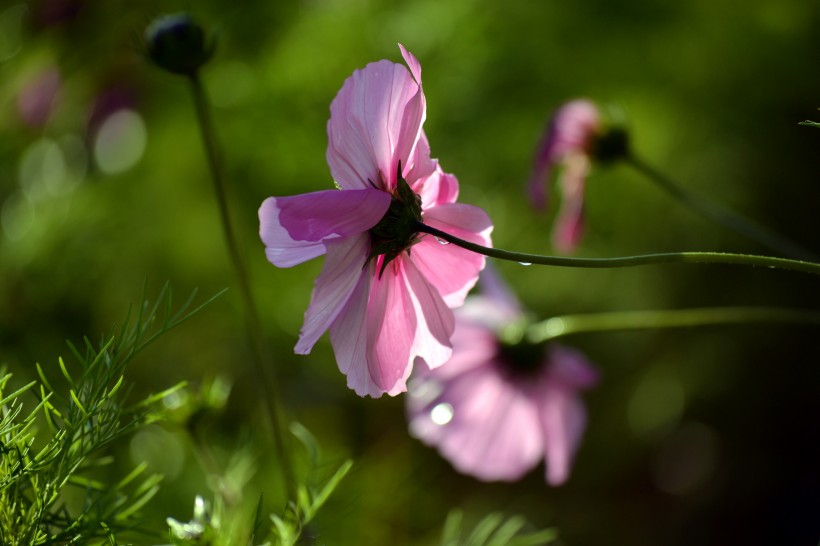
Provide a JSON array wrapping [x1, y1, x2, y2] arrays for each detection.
[[528, 99, 601, 254], [259, 45, 493, 397], [406, 268, 598, 485]]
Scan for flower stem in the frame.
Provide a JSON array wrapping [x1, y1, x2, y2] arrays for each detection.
[[625, 153, 818, 261], [188, 73, 295, 499], [527, 307, 820, 343], [413, 222, 820, 275]]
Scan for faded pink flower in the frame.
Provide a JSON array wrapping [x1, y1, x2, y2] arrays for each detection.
[[406, 269, 598, 485], [259, 45, 492, 398], [528, 99, 601, 254]]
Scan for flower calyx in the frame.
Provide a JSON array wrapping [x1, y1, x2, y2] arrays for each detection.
[[368, 162, 423, 277]]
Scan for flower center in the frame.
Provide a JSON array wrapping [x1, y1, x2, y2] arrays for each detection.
[[368, 165, 423, 276], [495, 339, 547, 380]]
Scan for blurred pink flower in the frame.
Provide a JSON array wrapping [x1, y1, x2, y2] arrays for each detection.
[[17, 68, 61, 128], [528, 99, 601, 254], [259, 45, 492, 397], [406, 269, 598, 485]]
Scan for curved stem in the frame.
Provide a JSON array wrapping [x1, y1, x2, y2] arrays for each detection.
[[188, 74, 295, 499], [625, 153, 818, 261], [527, 307, 820, 343], [414, 222, 820, 275]]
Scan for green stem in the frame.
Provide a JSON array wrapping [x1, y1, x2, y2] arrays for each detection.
[[414, 222, 820, 275], [188, 73, 295, 499], [625, 154, 818, 261], [527, 307, 820, 343]]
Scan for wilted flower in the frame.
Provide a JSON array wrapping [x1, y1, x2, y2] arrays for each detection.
[[528, 99, 601, 254], [406, 269, 598, 485], [259, 45, 492, 397]]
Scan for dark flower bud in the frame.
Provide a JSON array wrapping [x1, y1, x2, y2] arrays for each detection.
[[144, 13, 214, 77], [592, 126, 630, 163]]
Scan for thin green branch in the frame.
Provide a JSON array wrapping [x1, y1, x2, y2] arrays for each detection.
[[527, 306, 820, 343], [414, 222, 820, 275], [187, 73, 295, 499]]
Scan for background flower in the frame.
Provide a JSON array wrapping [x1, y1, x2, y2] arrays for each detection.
[[528, 99, 600, 253], [407, 270, 598, 485]]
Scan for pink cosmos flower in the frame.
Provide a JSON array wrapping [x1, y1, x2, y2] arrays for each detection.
[[406, 268, 598, 485], [528, 99, 601, 254], [259, 45, 493, 398]]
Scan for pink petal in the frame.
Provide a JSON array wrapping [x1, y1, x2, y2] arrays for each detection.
[[552, 209, 584, 254], [294, 235, 370, 354], [407, 359, 544, 482], [547, 344, 600, 390], [399, 43, 422, 84], [417, 318, 499, 380], [536, 344, 598, 485], [329, 261, 385, 398], [412, 203, 493, 306], [366, 262, 417, 394], [432, 171, 460, 206], [327, 53, 425, 192], [259, 190, 390, 267], [527, 147, 554, 211], [275, 189, 390, 242], [392, 81, 425, 189], [551, 155, 589, 254], [551, 99, 601, 156], [537, 383, 588, 486], [415, 163, 460, 209], [528, 99, 600, 211], [476, 263, 524, 321], [404, 257, 455, 371], [404, 131, 438, 190]]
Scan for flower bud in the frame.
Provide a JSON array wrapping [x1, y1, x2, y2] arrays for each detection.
[[144, 13, 214, 77], [591, 126, 630, 163]]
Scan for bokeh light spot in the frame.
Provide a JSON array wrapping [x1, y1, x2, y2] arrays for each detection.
[[93, 109, 147, 174], [543, 317, 566, 338], [19, 138, 66, 199], [430, 402, 454, 426]]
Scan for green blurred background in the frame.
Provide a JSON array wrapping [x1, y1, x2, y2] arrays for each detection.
[[1, 0, 819, 543]]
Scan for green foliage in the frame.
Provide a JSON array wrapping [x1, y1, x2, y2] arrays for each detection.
[[167, 422, 353, 546], [0, 284, 222, 545], [798, 120, 820, 128], [440, 511, 558, 546], [269, 437, 352, 546]]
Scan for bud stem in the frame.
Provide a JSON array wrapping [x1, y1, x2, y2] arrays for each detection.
[[625, 153, 818, 261], [188, 73, 296, 500]]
